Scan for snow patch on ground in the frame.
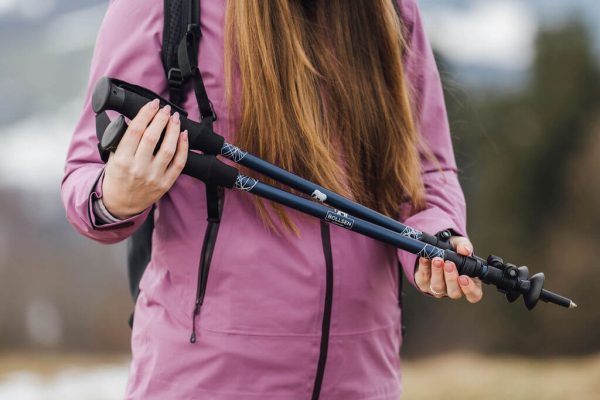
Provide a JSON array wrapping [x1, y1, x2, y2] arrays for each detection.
[[0, 364, 129, 400]]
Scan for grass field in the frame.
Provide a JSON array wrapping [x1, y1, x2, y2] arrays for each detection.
[[402, 353, 600, 400], [0, 352, 598, 399]]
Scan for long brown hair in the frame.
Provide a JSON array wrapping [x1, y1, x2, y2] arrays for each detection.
[[225, 0, 424, 230]]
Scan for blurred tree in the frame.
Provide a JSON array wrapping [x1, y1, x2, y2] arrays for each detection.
[[519, 23, 600, 233], [403, 20, 600, 357]]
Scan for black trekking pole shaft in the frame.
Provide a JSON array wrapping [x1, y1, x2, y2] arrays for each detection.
[[220, 144, 447, 247], [92, 77, 450, 250], [229, 173, 573, 309]]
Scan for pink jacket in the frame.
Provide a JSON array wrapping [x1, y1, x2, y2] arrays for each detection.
[[61, 1, 466, 399]]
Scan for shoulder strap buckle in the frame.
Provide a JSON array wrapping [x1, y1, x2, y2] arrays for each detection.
[[167, 68, 185, 88], [183, 23, 201, 69]]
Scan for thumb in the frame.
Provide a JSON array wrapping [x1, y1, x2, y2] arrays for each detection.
[[450, 236, 473, 256]]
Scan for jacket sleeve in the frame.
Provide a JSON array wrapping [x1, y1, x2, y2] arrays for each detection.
[[61, 0, 166, 244], [396, 0, 468, 288]]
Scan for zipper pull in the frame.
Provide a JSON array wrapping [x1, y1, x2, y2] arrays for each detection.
[[189, 300, 201, 344]]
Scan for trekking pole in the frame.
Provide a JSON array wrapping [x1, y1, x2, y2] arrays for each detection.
[[93, 77, 577, 311], [93, 77, 452, 250]]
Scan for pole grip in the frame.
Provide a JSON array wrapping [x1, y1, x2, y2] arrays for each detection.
[[92, 77, 225, 155], [92, 77, 149, 120], [444, 252, 486, 277], [96, 111, 238, 189], [183, 153, 238, 188]]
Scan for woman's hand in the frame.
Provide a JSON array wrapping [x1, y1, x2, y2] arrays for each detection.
[[101, 99, 189, 219], [414, 236, 483, 303]]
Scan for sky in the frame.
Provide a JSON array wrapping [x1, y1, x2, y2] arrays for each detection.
[[421, 0, 600, 65], [0, 0, 57, 21], [421, 1, 537, 70]]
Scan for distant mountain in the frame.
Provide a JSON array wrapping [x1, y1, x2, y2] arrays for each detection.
[[421, 0, 600, 55], [420, 0, 600, 90], [0, 0, 103, 28], [1, 0, 600, 127], [0, 0, 107, 125]]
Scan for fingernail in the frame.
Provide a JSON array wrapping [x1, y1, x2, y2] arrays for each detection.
[[182, 130, 188, 139], [150, 99, 160, 109], [162, 105, 171, 114], [172, 112, 180, 123], [465, 245, 473, 254], [459, 276, 469, 286], [444, 262, 454, 273], [433, 258, 443, 268]]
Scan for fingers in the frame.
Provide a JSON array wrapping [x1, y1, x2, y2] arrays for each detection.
[[414, 257, 432, 293], [164, 130, 189, 184], [443, 261, 462, 299], [154, 112, 181, 169], [429, 258, 446, 298], [115, 99, 160, 158], [415, 235, 483, 304], [458, 275, 483, 303], [136, 105, 172, 162], [450, 236, 473, 256]]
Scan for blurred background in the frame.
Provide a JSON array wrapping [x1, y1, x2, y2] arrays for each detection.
[[0, 0, 599, 399]]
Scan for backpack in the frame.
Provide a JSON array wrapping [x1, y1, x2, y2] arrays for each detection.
[[126, 0, 223, 330]]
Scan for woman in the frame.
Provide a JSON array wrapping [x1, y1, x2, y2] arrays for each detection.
[[62, 0, 482, 398]]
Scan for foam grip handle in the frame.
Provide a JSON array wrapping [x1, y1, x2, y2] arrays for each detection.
[[94, 112, 237, 188], [183, 153, 239, 188], [444, 252, 485, 277], [92, 77, 225, 155], [100, 115, 127, 153], [92, 77, 148, 120], [479, 265, 504, 286], [188, 119, 225, 156]]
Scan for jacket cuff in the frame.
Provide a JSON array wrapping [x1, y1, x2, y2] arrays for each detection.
[[88, 168, 151, 231], [93, 196, 124, 224]]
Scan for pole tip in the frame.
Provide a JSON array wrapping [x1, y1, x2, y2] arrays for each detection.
[[569, 301, 578, 309]]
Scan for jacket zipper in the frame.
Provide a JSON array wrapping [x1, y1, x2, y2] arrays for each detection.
[[311, 222, 334, 400], [190, 188, 225, 344]]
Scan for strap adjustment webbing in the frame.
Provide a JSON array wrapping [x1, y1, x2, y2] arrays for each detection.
[[175, 23, 216, 121]]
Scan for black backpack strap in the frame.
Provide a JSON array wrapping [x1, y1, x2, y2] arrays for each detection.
[[162, 0, 216, 121], [190, 180, 224, 343], [128, 1, 193, 306], [128, 0, 218, 328], [163, 0, 192, 105], [178, 3, 216, 121], [162, 0, 224, 342]]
